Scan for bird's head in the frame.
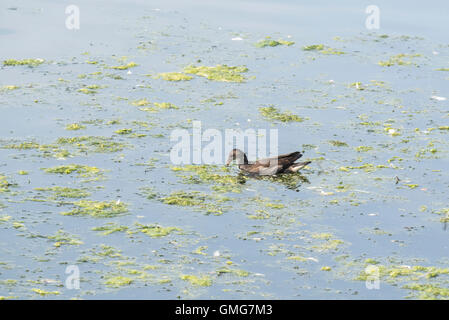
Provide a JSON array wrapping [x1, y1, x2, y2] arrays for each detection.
[[226, 149, 247, 166]]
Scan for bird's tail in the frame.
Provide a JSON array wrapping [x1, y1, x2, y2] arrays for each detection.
[[286, 161, 311, 173]]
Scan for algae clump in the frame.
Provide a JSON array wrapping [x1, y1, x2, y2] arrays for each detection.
[[3, 58, 44, 67], [302, 44, 344, 55], [115, 128, 133, 135], [132, 223, 182, 238], [259, 106, 304, 122], [55, 136, 126, 153], [378, 54, 421, 67], [47, 230, 83, 247], [157, 72, 193, 81], [161, 190, 230, 215], [180, 275, 212, 286], [104, 276, 133, 287], [31, 288, 60, 296], [43, 164, 103, 180], [34, 186, 90, 199], [92, 223, 128, 235], [110, 62, 138, 70], [0, 175, 15, 193], [66, 123, 86, 131], [255, 38, 295, 48], [61, 200, 128, 218], [184, 65, 248, 83]]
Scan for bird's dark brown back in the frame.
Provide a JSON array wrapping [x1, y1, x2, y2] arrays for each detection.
[[255, 151, 302, 168]]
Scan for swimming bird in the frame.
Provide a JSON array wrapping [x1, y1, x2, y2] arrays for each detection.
[[225, 149, 311, 175]]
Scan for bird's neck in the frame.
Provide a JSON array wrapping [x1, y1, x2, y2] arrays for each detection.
[[238, 153, 249, 165]]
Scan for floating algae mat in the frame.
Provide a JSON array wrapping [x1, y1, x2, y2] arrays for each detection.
[[155, 72, 193, 81], [3, 58, 44, 67], [184, 65, 248, 82], [1, 0, 449, 300], [259, 106, 304, 122], [255, 37, 295, 48], [302, 44, 344, 54], [61, 200, 128, 218]]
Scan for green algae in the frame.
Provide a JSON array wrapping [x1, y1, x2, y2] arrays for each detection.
[[170, 165, 246, 193], [355, 146, 373, 152], [259, 106, 304, 122], [180, 274, 212, 286], [3, 141, 70, 158], [78, 87, 97, 95], [47, 230, 83, 247], [138, 102, 180, 113], [0, 279, 17, 286], [311, 233, 333, 240], [433, 208, 449, 223], [156, 72, 193, 81], [93, 244, 123, 259], [61, 200, 128, 218], [43, 164, 104, 180], [193, 246, 208, 255], [356, 262, 449, 282], [132, 223, 182, 238], [154, 102, 179, 110], [55, 136, 126, 153], [328, 140, 348, 147], [257, 173, 310, 190], [131, 98, 150, 106], [0, 175, 15, 193], [139, 187, 158, 200], [66, 123, 86, 131], [114, 128, 133, 135], [1, 85, 20, 91], [104, 275, 133, 287], [311, 239, 344, 252], [3, 58, 44, 67], [378, 53, 421, 67], [0, 215, 11, 223], [353, 262, 449, 299], [161, 190, 230, 215], [34, 186, 90, 199], [302, 44, 344, 55], [303, 44, 325, 51], [348, 82, 364, 90], [216, 267, 249, 277], [110, 62, 138, 70], [403, 283, 449, 299], [31, 288, 60, 296], [286, 255, 308, 262], [255, 37, 295, 48], [92, 223, 128, 235], [184, 64, 248, 82], [339, 163, 388, 173], [12, 222, 25, 229]]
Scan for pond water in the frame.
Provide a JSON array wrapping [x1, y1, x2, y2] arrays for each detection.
[[0, 0, 448, 299]]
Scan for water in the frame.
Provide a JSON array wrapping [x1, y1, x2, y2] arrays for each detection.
[[0, 0, 448, 299]]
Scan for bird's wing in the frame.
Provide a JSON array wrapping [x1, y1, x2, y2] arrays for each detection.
[[256, 151, 302, 167]]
